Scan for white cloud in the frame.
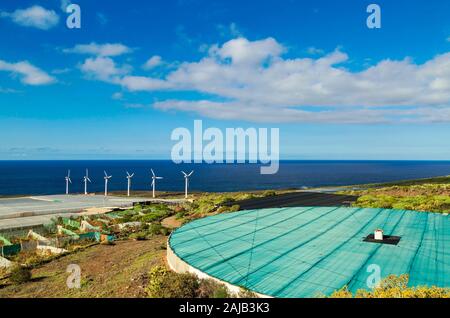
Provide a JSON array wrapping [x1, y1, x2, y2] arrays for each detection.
[[64, 42, 132, 57], [143, 55, 163, 70], [79, 57, 130, 82], [119, 76, 171, 91], [215, 37, 284, 65], [153, 100, 389, 124], [0, 59, 56, 85], [73, 37, 450, 123], [1, 6, 59, 30]]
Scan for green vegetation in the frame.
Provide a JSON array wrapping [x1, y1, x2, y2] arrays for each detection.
[[179, 191, 281, 221], [146, 265, 259, 298], [147, 266, 200, 298], [353, 194, 450, 213], [330, 275, 450, 298], [9, 265, 32, 285], [341, 183, 450, 213]]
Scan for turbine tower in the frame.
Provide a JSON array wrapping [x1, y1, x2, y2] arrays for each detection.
[[83, 169, 91, 195], [126, 171, 134, 197], [104, 170, 112, 196], [65, 170, 72, 195], [150, 169, 163, 198], [182, 171, 194, 199]]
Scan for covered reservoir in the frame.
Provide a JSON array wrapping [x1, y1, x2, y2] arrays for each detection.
[[168, 207, 449, 297]]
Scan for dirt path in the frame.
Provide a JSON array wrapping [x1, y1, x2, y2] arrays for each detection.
[[161, 216, 183, 229], [0, 237, 167, 298]]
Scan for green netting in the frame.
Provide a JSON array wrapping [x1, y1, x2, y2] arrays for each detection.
[[81, 221, 101, 232], [79, 232, 98, 241], [1, 244, 21, 257], [62, 218, 81, 229], [169, 207, 450, 298], [59, 227, 80, 240]]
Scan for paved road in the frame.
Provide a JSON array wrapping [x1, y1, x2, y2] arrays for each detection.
[[0, 194, 185, 231], [227, 191, 358, 210], [0, 195, 151, 219]]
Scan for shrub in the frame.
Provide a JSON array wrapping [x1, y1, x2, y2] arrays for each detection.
[[175, 212, 186, 219], [330, 275, 450, 298], [146, 266, 199, 298], [9, 265, 32, 284], [129, 232, 148, 241], [174, 206, 186, 213], [197, 279, 230, 298], [147, 266, 234, 298], [137, 210, 170, 223], [238, 288, 258, 298], [262, 190, 276, 197]]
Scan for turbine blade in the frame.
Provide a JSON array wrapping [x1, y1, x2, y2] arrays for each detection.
[[151, 169, 155, 177], [87, 177, 91, 183], [188, 170, 194, 177], [68, 178, 72, 184]]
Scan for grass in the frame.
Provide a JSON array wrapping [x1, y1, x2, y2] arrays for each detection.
[[0, 238, 166, 298]]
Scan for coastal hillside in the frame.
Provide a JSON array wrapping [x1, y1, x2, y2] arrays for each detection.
[[340, 176, 450, 213]]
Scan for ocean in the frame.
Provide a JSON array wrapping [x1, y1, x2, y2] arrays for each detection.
[[0, 160, 450, 196]]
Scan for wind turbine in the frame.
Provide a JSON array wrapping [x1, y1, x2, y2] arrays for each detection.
[[83, 169, 91, 195], [104, 170, 112, 196], [182, 171, 194, 199], [150, 169, 163, 198], [126, 171, 134, 197], [65, 170, 72, 195]]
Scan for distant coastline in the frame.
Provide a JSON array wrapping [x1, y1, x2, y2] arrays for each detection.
[[1, 160, 450, 197]]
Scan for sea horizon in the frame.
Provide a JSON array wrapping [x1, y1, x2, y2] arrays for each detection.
[[1, 160, 450, 196]]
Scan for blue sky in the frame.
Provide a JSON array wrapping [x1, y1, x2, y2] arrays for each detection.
[[0, 0, 449, 160]]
